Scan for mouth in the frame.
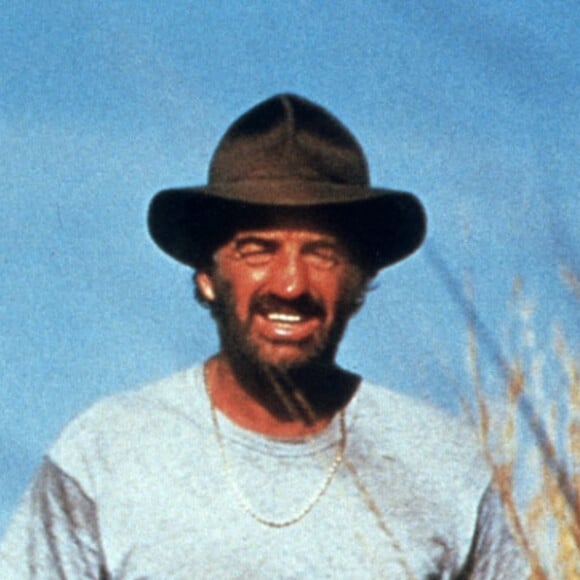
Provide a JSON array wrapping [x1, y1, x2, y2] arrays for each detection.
[[252, 300, 324, 343], [266, 312, 306, 323]]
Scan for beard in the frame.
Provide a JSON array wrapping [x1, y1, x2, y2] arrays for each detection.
[[208, 275, 365, 376], [205, 273, 366, 423]]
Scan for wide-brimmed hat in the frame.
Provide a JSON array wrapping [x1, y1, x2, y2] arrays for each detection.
[[148, 94, 426, 271]]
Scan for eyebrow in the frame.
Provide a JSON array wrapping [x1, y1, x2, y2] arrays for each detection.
[[233, 230, 340, 243], [233, 235, 279, 250]]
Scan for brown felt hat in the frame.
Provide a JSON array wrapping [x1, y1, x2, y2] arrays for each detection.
[[148, 94, 427, 270]]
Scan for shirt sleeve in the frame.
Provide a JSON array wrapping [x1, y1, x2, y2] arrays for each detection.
[[461, 483, 531, 579], [0, 459, 108, 579]]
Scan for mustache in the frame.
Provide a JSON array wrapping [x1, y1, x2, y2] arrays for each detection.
[[250, 293, 326, 319]]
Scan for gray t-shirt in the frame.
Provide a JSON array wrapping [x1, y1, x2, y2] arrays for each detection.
[[0, 365, 527, 578]]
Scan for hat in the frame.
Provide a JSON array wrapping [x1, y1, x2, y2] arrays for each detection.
[[148, 94, 426, 270]]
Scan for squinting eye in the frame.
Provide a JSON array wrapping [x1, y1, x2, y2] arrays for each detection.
[[306, 246, 341, 269], [235, 242, 275, 265]]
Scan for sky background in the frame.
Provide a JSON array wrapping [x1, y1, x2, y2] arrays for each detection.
[[1, 1, 578, 534]]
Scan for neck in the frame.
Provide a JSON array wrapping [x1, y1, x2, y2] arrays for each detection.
[[204, 354, 359, 438]]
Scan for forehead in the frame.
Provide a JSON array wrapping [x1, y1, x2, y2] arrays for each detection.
[[229, 223, 342, 244], [221, 212, 348, 246]]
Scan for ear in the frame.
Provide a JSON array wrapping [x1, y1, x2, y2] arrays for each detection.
[[195, 271, 216, 302]]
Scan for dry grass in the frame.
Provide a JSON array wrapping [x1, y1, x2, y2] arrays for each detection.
[[469, 278, 580, 578]]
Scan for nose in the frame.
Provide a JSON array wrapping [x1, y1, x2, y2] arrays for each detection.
[[269, 248, 309, 299]]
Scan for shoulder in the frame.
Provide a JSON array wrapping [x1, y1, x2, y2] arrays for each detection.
[[352, 381, 488, 485], [47, 365, 206, 488], [58, 364, 204, 432], [354, 380, 476, 439]]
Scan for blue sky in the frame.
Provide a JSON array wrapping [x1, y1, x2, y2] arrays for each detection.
[[1, 1, 578, 533]]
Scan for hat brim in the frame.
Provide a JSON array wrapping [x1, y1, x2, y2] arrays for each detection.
[[148, 182, 427, 271]]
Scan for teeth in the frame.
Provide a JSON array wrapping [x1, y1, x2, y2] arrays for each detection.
[[267, 313, 303, 323]]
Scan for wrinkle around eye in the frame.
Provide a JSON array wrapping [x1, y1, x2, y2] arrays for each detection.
[[227, 238, 277, 265], [234, 237, 277, 252], [304, 254, 339, 270], [238, 252, 274, 266], [303, 243, 348, 270]]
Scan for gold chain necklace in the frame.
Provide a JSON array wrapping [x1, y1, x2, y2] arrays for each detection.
[[204, 365, 347, 528]]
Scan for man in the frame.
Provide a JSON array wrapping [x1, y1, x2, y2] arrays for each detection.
[[1, 94, 526, 578]]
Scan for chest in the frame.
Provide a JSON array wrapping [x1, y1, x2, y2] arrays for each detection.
[[94, 439, 472, 579]]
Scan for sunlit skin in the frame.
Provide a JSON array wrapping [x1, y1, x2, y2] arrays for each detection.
[[197, 225, 368, 437]]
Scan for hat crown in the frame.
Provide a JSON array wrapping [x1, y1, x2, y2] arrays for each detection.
[[148, 93, 426, 270], [209, 94, 370, 188]]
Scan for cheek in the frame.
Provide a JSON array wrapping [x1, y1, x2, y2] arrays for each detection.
[[313, 271, 358, 309], [222, 273, 264, 322], [333, 271, 366, 312]]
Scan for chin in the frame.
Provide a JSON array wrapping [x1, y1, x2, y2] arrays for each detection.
[[253, 341, 335, 373]]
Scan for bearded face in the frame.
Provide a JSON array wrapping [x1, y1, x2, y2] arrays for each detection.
[[196, 226, 369, 375]]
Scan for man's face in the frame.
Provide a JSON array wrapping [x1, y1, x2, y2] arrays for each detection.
[[196, 223, 368, 372]]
